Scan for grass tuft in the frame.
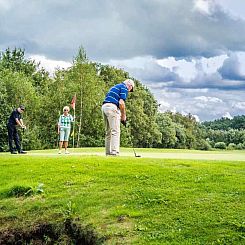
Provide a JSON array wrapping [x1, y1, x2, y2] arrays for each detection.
[[0, 183, 44, 199], [6, 185, 33, 198]]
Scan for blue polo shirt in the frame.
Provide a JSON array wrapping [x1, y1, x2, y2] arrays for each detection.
[[103, 83, 128, 107], [8, 109, 21, 126]]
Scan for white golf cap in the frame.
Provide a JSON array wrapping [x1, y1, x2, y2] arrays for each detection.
[[124, 79, 135, 92]]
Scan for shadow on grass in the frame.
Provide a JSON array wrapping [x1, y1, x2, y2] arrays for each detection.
[[0, 184, 44, 199], [0, 218, 106, 244]]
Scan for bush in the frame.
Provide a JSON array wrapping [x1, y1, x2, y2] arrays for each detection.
[[235, 143, 244, 150], [214, 142, 226, 149], [205, 138, 215, 148], [21, 127, 43, 150], [196, 139, 212, 151], [227, 143, 236, 150]]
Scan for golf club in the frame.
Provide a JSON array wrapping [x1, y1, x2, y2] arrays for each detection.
[[21, 127, 25, 151], [133, 147, 141, 158], [122, 120, 141, 158]]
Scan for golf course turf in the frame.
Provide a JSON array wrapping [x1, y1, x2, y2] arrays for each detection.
[[0, 148, 244, 244]]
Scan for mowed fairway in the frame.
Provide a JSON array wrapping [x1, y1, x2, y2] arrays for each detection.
[[0, 148, 244, 244], [25, 147, 245, 161]]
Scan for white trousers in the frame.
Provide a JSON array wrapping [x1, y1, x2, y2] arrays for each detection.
[[102, 103, 121, 155]]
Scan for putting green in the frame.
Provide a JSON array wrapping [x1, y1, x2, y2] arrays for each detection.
[[4, 148, 245, 161]]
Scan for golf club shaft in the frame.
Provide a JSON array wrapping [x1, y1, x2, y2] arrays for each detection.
[[133, 148, 137, 157], [124, 124, 141, 157]]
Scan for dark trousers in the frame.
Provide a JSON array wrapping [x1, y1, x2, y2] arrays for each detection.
[[7, 124, 21, 152]]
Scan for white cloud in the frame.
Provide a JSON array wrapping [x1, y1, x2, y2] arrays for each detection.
[[157, 57, 197, 82], [28, 54, 71, 75], [1, 0, 245, 61], [158, 100, 171, 110], [237, 52, 245, 75], [195, 102, 207, 109], [193, 114, 200, 122], [108, 56, 153, 69], [193, 0, 215, 16], [108, 56, 181, 84], [233, 102, 245, 110], [218, 52, 245, 81], [199, 55, 227, 73], [216, 0, 245, 20], [194, 96, 223, 103], [1, 0, 245, 121], [156, 55, 227, 82], [0, 0, 12, 11], [223, 112, 233, 119], [150, 85, 245, 121], [108, 50, 245, 121]]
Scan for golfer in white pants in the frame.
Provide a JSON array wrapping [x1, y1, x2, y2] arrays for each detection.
[[102, 79, 135, 156]]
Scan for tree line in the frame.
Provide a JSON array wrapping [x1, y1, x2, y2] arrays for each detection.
[[0, 48, 245, 151]]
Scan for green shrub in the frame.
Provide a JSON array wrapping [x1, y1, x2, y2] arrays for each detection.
[[205, 138, 215, 148], [214, 142, 226, 149], [196, 139, 212, 151], [235, 143, 244, 150], [227, 143, 236, 150]]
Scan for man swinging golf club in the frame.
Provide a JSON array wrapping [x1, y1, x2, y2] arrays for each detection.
[[102, 79, 135, 156]]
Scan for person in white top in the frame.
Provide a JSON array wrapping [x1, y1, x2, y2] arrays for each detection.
[[58, 106, 74, 154]]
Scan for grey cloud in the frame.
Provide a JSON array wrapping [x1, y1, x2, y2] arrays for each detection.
[[151, 86, 244, 121], [218, 53, 245, 81], [1, 0, 245, 61], [181, 73, 245, 91], [114, 60, 181, 83], [147, 53, 245, 91], [111, 52, 245, 92], [146, 71, 245, 91], [1, 0, 245, 121]]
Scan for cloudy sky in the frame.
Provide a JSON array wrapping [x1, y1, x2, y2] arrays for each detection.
[[1, 0, 245, 121]]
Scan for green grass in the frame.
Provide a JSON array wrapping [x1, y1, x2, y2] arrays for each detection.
[[0, 148, 244, 244], [10, 147, 245, 161]]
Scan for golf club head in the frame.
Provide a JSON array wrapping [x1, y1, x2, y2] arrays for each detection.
[[133, 148, 141, 157]]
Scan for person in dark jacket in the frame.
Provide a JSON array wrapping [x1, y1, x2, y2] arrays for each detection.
[[7, 105, 27, 154]]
